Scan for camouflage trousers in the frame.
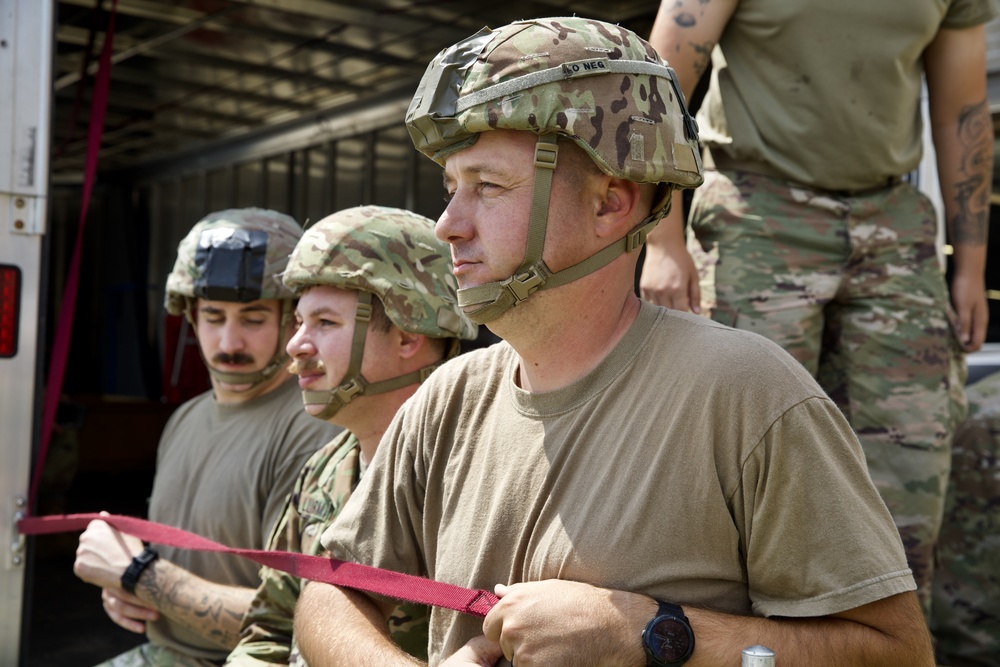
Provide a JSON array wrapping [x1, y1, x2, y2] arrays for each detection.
[[688, 169, 968, 617], [94, 643, 222, 667], [931, 370, 1000, 666]]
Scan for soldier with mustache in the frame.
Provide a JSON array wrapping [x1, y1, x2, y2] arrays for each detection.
[[74, 208, 340, 667]]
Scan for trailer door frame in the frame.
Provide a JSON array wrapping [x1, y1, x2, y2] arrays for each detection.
[[0, 0, 53, 663]]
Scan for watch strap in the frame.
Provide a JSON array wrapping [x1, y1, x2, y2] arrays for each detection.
[[120, 545, 159, 594], [654, 600, 687, 621]]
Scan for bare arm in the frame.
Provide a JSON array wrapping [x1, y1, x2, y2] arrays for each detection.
[[640, 0, 739, 310], [74, 518, 255, 650], [294, 577, 932, 666], [684, 591, 932, 666], [925, 23, 992, 351], [295, 581, 504, 667], [481, 581, 933, 667], [295, 580, 426, 666], [649, 0, 737, 95]]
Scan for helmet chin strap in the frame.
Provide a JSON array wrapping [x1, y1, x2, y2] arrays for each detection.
[[300, 291, 457, 421], [456, 133, 666, 325], [186, 298, 295, 392]]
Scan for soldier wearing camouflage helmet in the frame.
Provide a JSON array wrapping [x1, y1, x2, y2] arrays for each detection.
[[74, 208, 339, 667], [298, 17, 931, 667], [225, 205, 476, 667], [164, 207, 302, 394], [282, 205, 477, 420], [406, 14, 703, 324]]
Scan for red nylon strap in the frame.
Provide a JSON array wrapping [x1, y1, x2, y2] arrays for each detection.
[[31, 0, 120, 514], [18, 513, 498, 617]]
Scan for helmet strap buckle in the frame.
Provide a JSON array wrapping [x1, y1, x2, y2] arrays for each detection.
[[504, 263, 550, 303], [334, 378, 366, 403], [354, 301, 372, 323], [533, 140, 558, 170], [625, 226, 649, 253]]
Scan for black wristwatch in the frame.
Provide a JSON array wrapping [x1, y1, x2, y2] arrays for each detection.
[[642, 600, 695, 667], [120, 545, 159, 594]]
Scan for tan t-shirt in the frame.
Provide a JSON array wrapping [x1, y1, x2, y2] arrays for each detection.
[[698, 0, 997, 190], [323, 302, 914, 663], [148, 378, 339, 661]]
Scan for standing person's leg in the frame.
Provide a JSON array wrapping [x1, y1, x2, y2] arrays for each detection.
[[688, 170, 847, 374], [822, 184, 967, 619], [931, 370, 1000, 665]]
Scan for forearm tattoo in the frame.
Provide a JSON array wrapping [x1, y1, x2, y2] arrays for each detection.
[[949, 98, 992, 245], [139, 563, 245, 648]]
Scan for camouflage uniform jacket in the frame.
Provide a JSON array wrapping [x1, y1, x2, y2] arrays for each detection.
[[226, 431, 429, 666]]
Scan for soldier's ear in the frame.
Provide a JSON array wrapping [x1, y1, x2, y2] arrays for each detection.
[[395, 328, 425, 360], [595, 176, 643, 239]]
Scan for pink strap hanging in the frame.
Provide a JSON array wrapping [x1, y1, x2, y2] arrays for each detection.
[[31, 0, 120, 513]]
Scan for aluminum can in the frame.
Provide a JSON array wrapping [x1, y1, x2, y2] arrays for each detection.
[[742, 644, 776, 666]]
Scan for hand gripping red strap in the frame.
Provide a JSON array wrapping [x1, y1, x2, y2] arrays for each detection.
[[18, 513, 499, 617]]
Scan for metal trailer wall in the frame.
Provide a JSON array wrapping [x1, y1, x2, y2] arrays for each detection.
[[0, 1, 52, 665], [130, 89, 444, 299]]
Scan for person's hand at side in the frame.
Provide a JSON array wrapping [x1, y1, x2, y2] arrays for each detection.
[[639, 196, 701, 312], [951, 267, 989, 352]]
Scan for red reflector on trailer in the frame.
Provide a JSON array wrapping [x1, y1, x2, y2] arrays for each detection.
[[0, 265, 21, 358]]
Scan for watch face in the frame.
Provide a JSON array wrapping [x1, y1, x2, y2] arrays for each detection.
[[650, 617, 692, 662]]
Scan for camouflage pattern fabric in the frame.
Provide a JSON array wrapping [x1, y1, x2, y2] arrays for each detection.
[[406, 16, 704, 193], [165, 208, 303, 316], [687, 169, 967, 616], [932, 370, 1000, 667], [226, 431, 429, 666], [283, 205, 477, 341], [93, 642, 220, 667]]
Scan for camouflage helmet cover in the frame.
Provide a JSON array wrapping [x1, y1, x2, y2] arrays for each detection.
[[406, 16, 704, 190], [165, 207, 303, 315], [282, 205, 477, 341]]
